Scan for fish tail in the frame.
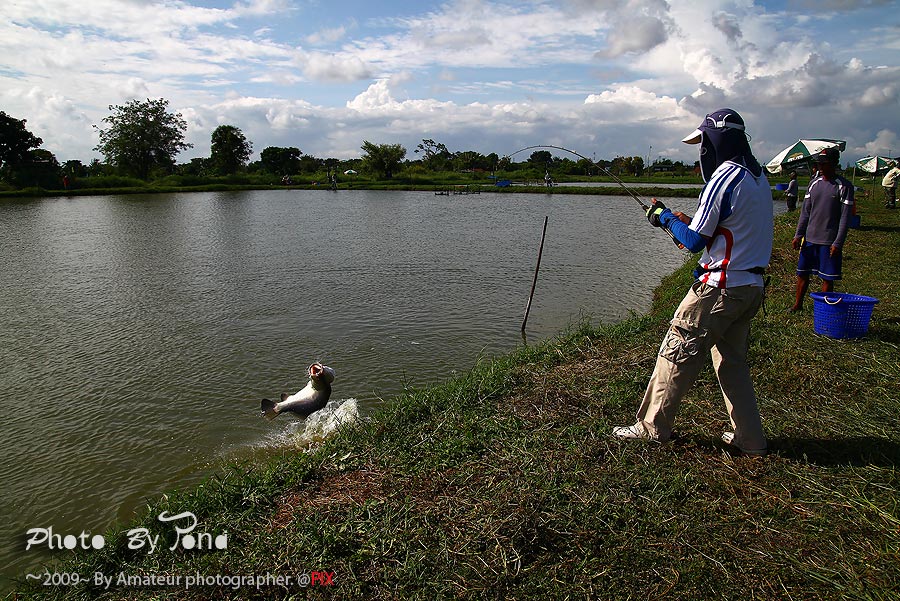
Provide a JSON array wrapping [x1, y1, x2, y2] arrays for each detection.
[[260, 398, 279, 420]]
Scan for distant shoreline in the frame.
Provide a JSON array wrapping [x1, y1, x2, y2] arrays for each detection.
[[0, 181, 708, 199]]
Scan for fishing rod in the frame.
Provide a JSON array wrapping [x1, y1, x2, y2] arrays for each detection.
[[503, 145, 685, 249]]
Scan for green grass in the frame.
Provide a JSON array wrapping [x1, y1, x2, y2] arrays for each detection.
[[11, 195, 900, 600]]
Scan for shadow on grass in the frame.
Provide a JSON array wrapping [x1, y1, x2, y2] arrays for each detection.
[[857, 224, 900, 233], [769, 436, 900, 467], [868, 323, 900, 345]]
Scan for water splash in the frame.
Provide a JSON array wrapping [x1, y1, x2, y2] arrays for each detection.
[[300, 398, 360, 445], [260, 398, 360, 450]]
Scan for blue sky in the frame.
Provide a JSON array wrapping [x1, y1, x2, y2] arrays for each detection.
[[1, 0, 898, 168]]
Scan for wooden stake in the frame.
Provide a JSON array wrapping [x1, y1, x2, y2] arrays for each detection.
[[521, 215, 549, 332]]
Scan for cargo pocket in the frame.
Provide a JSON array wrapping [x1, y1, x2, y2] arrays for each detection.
[[659, 318, 707, 365]]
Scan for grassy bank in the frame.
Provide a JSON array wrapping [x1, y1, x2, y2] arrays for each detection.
[[13, 198, 900, 600]]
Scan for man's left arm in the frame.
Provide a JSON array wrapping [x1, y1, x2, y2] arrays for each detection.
[[831, 180, 855, 255], [662, 212, 707, 252], [646, 202, 708, 252]]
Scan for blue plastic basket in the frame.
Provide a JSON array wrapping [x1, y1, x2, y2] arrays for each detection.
[[810, 292, 879, 339]]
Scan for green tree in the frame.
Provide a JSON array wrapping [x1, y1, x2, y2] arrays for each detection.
[[87, 158, 114, 177], [527, 150, 554, 168], [414, 138, 451, 171], [361, 141, 406, 179], [298, 155, 324, 174], [453, 150, 488, 172], [648, 157, 674, 175], [179, 157, 210, 177], [576, 158, 596, 176], [0, 111, 43, 179], [209, 125, 252, 175], [94, 98, 192, 180], [613, 155, 645, 176], [11, 149, 60, 188], [259, 146, 302, 176], [633, 156, 645, 176], [485, 152, 500, 173], [63, 160, 89, 178]]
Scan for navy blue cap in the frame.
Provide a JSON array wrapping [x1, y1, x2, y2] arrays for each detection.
[[815, 147, 840, 164], [682, 109, 746, 144]]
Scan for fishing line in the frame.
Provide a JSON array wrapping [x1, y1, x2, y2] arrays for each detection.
[[503, 145, 685, 249]]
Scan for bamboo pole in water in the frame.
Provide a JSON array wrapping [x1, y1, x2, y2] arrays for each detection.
[[521, 215, 549, 332]]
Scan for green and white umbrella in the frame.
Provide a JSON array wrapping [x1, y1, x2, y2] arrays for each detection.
[[856, 155, 896, 174], [854, 155, 897, 194], [765, 139, 847, 175]]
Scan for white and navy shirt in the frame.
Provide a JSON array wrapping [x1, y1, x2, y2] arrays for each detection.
[[689, 160, 774, 288]]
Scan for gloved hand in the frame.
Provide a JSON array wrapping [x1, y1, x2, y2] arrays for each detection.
[[646, 199, 668, 228]]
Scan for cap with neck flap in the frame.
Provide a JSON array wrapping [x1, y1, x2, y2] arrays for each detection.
[[682, 108, 761, 182]]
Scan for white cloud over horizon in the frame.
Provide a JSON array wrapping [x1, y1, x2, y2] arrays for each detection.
[[1, 0, 898, 167]]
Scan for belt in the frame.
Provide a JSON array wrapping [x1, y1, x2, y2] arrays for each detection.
[[693, 265, 767, 278]]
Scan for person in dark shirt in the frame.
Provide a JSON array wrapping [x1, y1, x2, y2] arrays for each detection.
[[789, 147, 854, 312], [785, 171, 798, 211]]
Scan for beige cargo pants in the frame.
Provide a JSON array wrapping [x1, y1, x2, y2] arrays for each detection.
[[636, 280, 767, 452]]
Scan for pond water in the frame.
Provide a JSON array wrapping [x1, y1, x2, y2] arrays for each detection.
[[0, 189, 784, 587]]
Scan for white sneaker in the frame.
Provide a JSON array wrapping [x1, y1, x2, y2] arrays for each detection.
[[613, 423, 648, 440], [721, 432, 767, 456]]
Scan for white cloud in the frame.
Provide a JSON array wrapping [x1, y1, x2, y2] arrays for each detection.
[[0, 0, 896, 167], [0, 84, 97, 160], [350, 0, 608, 71], [306, 25, 348, 46], [301, 52, 373, 83], [346, 80, 397, 111], [862, 129, 899, 158], [584, 86, 680, 116], [856, 84, 898, 109], [120, 78, 152, 99], [598, 16, 668, 57], [234, 0, 294, 17]]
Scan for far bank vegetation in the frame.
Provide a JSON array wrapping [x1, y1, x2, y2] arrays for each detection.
[[1, 99, 706, 196]]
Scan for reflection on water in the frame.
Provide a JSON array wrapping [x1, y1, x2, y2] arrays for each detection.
[[0, 189, 785, 586]]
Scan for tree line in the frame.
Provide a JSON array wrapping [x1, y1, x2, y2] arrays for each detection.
[[1, 98, 697, 191]]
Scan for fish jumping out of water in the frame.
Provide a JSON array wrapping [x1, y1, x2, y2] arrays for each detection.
[[261, 363, 335, 420]]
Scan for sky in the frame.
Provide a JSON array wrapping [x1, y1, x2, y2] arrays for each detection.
[[1, 0, 898, 169]]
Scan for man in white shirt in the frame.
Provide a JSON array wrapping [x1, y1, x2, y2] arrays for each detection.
[[883, 163, 900, 209], [613, 108, 773, 456]]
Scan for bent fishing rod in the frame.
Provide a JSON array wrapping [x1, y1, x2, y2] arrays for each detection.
[[503, 145, 685, 249]]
